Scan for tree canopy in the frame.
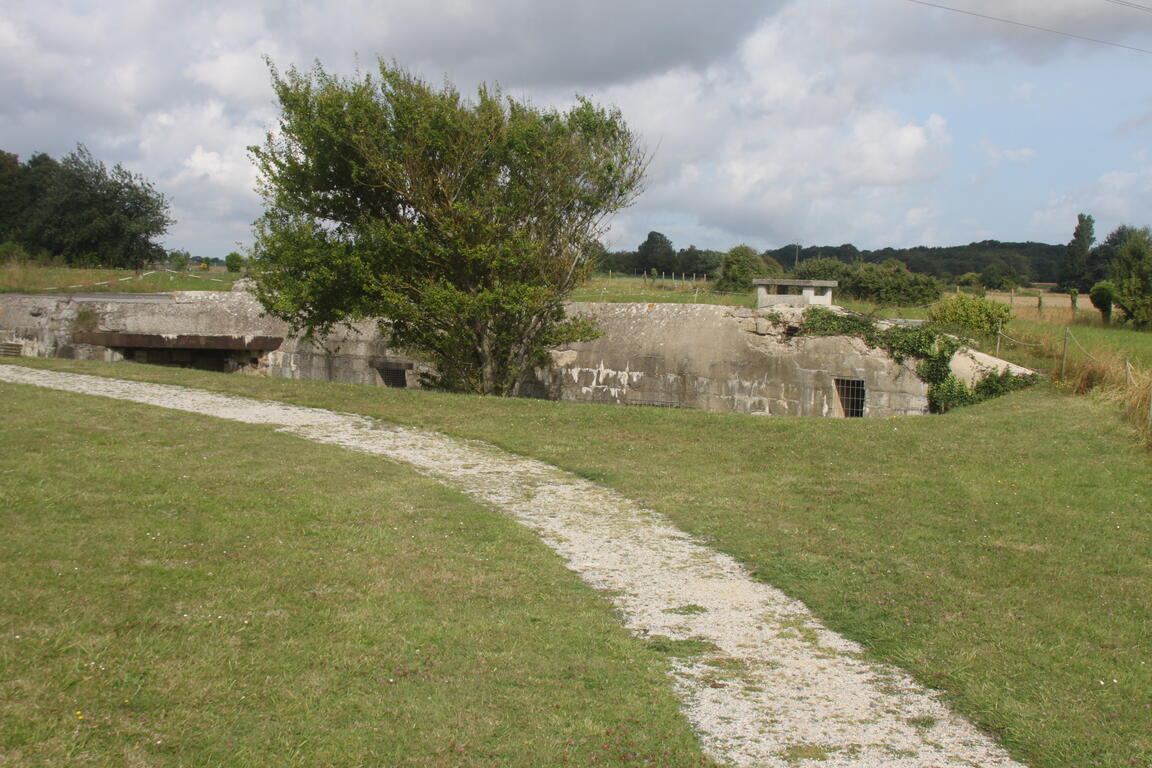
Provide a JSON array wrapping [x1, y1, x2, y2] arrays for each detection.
[[714, 244, 780, 292], [250, 60, 647, 395], [0, 145, 172, 268], [1059, 213, 1095, 292], [1108, 227, 1152, 327]]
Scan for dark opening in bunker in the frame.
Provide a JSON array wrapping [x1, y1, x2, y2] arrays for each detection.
[[834, 378, 865, 417], [71, 331, 283, 373], [375, 360, 412, 388]]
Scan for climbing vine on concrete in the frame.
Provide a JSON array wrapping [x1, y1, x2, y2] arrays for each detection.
[[798, 307, 1033, 413]]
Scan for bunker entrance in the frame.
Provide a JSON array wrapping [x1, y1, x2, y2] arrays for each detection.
[[834, 378, 866, 418], [71, 331, 283, 373], [374, 360, 413, 388], [118, 347, 254, 372]]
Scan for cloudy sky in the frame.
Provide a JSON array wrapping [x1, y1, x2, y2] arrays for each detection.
[[3, 0, 1150, 258]]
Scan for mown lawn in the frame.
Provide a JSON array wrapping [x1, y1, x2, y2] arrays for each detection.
[[570, 275, 754, 307], [4, 357, 1150, 768], [0, 378, 714, 767], [0, 263, 240, 293]]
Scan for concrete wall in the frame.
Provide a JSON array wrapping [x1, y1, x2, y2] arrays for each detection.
[[531, 303, 928, 416], [0, 291, 935, 417], [0, 291, 428, 388]]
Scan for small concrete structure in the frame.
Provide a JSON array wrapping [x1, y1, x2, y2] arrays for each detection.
[[753, 278, 837, 308]]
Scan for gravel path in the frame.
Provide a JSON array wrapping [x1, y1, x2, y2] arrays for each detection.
[[1, 365, 1025, 768]]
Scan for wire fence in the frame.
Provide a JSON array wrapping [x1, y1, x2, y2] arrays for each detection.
[[995, 324, 1152, 427], [36, 269, 236, 292]]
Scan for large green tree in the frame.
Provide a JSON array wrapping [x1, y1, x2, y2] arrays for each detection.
[[250, 61, 646, 395], [636, 231, 676, 273], [714, 244, 779, 292], [1059, 213, 1094, 292], [1108, 227, 1152, 328], [0, 145, 171, 268]]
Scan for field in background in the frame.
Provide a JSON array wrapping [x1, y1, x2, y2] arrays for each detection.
[[3, 357, 1149, 768], [570, 274, 755, 307], [0, 379, 713, 767], [0, 262, 241, 293]]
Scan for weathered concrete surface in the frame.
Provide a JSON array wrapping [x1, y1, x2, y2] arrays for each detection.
[[532, 303, 929, 416], [951, 347, 1034, 387], [0, 291, 426, 386], [1, 291, 1031, 418]]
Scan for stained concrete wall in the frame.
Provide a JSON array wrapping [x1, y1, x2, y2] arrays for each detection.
[[0, 291, 427, 388], [0, 291, 940, 417], [531, 303, 928, 416]]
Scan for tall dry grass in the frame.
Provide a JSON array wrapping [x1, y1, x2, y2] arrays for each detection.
[[1000, 323, 1152, 444]]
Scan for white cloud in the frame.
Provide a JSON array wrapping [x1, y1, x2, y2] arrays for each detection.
[[980, 138, 1037, 165], [1030, 163, 1152, 241], [1, 0, 1145, 257]]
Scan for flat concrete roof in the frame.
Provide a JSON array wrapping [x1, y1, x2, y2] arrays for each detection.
[[7, 292, 177, 303], [752, 279, 838, 288]]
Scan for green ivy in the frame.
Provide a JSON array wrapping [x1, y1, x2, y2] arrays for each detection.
[[795, 307, 1031, 413], [798, 307, 880, 345]]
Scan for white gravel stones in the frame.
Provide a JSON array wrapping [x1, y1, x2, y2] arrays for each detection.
[[1, 365, 1025, 768]]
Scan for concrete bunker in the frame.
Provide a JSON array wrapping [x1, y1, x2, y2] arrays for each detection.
[[753, 278, 837, 308], [532, 302, 929, 417], [0, 289, 1029, 418]]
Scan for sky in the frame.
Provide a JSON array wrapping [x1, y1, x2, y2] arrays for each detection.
[[2, 0, 1151, 258]]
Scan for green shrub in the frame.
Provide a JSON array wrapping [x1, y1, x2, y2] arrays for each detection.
[[792, 258, 941, 306], [877, 325, 940, 364], [973, 368, 1037, 399], [791, 257, 853, 283], [927, 293, 1013, 338], [799, 306, 879, 345], [714, 245, 779, 293], [928, 375, 976, 413], [1089, 281, 1115, 323]]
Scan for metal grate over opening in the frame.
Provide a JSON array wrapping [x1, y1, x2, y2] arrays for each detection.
[[834, 378, 865, 418], [377, 366, 408, 389]]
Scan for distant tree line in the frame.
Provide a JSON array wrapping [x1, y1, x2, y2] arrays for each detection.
[[0, 145, 172, 269], [602, 231, 1067, 288], [599, 231, 726, 276], [762, 241, 1066, 287]]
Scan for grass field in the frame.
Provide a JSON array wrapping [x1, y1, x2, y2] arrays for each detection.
[[0, 377, 714, 767], [0, 263, 241, 294], [3, 357, 1150, 768], [570, 275, 755, 307]]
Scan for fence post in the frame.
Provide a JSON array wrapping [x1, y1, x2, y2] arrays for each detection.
[[996, 324, 1002, 357], [1126, 359, 1134, 386], [1061, 327, 1069, 381]]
